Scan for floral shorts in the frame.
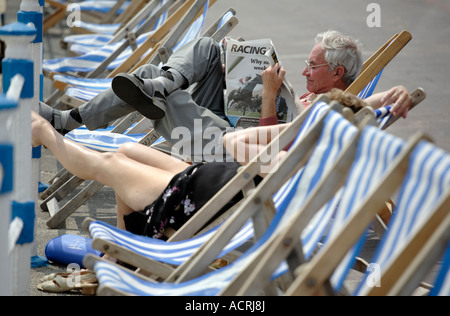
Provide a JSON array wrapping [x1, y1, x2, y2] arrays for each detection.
[[123, 161, 248, 240]]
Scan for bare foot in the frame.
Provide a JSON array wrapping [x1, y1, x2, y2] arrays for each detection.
[[31, 110, 48, 147]]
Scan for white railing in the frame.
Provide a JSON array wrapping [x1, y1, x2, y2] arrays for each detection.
[[0, 0, 42, 294]]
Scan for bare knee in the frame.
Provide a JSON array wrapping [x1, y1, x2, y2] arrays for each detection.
[[116, 142, 141, 157], [90, 151, 128, 183]]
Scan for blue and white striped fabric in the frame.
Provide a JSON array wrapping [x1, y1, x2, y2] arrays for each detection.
[[374, 105, 394, 130], [66, 1, 168, 55], [64, 34, 116, 53], [43, 31, 154, 73], [430, 243, 450, 296], [44, 1, 209, 74], [91, 106, 360, 296], [322, 125, 405, 291], [70, 1, 131, 34], [77, 1, 129, 14], [308, 126, 404, 290], [52, 0, 128, 14], [53, 75, 112, 91], [354, 140, 450, 296], [67, 87, 109, 101], [65, 126, 145, 151], [357, 68, 384, 100]]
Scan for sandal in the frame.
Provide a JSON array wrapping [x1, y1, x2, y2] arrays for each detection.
[[37, 272, 98, 295], [40, 270, 96, 283]]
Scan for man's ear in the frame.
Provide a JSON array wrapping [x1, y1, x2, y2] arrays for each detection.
[[333, 65, 345, 81]]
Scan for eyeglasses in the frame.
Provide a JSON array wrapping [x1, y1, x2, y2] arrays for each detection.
[[305, 60, 330, 73]]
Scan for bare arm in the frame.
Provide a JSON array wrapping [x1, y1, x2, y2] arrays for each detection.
[[223, 123, 289, 175]]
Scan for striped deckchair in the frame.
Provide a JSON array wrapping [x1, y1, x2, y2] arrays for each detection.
[[83, 103, 363, 295], [352, 140, 450, 296], [282, 133, 450, 296], [229, 116, 412, 295]]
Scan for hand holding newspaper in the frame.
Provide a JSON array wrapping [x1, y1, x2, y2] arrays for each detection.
[[223, 38, 299, 128]]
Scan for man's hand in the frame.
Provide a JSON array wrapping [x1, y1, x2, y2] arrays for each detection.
[[262, 64, 286, 95], [260, 64, 286, 119], [380, 85, 412, 118]]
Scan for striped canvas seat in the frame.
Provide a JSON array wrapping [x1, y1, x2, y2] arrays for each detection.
[[323, 125, 406, 291], [65, 1, 168, 55], [236, 118, 413, 296], [68, 0, 131, 34], [352, 140, 450, 296], [280, 130, 449, 296], [43, 31, 157, 74]]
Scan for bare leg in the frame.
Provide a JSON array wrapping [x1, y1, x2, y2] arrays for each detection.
[[116, 142, 189, 174], [32, 111, 182, 213], [115, 193, 134, 230]]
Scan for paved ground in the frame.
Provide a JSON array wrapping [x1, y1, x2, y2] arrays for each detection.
[[4, 0, 450, 296]]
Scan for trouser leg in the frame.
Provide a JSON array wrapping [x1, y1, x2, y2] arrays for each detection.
[[155, 37, 232, 162], [81, 37, 226, 130], [79, 64, 163, 130], [154, 89, 232, 163], [164, 37, 226, 119], [79, 37, 232, 161]]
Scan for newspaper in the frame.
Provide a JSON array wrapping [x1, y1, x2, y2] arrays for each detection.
[[223, 38, 299, 128]]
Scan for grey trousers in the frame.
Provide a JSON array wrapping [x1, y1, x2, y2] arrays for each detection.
[[79, 37, 232, 161]]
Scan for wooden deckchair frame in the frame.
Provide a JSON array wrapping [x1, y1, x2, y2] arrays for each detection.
[[345, 30, 412, 96], [367, 189, 450, 296], [282, 133, 432, 296]]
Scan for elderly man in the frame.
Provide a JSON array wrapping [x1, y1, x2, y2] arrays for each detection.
[[40, 30, 411, 156], [259, 30, 411, 126]]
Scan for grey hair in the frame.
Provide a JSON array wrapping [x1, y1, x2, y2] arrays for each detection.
[[315, 30, 363, 86]]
